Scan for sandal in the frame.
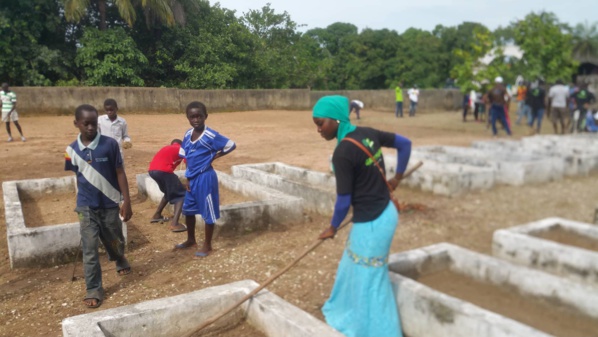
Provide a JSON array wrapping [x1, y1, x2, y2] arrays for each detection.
[[83, 297, 102, 309], [117, 267, 131, 276], [170, 224, 187, 233], [150, 216, 169, 224]]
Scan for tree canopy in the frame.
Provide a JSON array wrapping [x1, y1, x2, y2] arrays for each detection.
[[0, 1, 593, 89]]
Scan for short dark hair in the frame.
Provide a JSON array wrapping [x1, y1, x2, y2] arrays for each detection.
[[186, 101, 207, 116], [556, 79, 563, 85], [75, 104, 98, 120], [171, 139, 182, 145], [104, 98, 118, 108]]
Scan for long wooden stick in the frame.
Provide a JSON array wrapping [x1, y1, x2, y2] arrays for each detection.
[[186, 161, 423, 336]]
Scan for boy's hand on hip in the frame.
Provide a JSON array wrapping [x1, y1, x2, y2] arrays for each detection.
[[120, 200, 133, 222]]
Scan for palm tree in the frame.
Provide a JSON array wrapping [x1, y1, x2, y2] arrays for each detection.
[[572, 21, 598, 63], [61, 0, 175, 30]]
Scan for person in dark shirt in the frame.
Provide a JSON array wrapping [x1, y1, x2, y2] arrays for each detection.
[[572, 82, 597, 132], [527, 80, 547, 134], [312, 95, 411, 337], [485, 76, 512, 137]]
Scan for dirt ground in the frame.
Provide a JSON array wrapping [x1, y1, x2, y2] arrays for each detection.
[[1, 108, 598, 337]]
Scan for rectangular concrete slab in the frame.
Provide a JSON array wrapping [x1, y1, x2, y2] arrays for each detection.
[[62, 280, 343, 337], [493, 217, 598, 286], [136, 169, 304, 235], [385, 154, 495, 196], [3, 177, 127, 269], [231, 162, 336, 215], [472, 139, 597, 176], [414, 145, 561, 185], [388, 243, 598, 337]]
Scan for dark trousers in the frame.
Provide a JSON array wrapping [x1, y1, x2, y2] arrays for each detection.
[[395, 102, 403, 117], [490, 104, 511, 135]]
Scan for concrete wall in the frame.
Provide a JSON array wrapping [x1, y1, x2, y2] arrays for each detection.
[[13, 87, 461, 115]]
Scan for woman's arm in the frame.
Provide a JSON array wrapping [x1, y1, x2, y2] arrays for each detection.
[[388, 134, 411, 190], [319, 194, 351, 240]]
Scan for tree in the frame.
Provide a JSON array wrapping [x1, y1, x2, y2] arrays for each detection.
[[61, 0, 175, 30], [450, 27, 506, 93], [571, 21, 598, 62], [513, 11, 577, 83], [0, 0, 74, 85], [75, 27, 148, 86]]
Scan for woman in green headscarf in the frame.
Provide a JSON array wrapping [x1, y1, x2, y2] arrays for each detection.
[[312, 95, 412, 337]]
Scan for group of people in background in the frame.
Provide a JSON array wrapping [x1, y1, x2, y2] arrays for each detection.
[[514, 79, 596, 134], [462, 77, 596, 136], [395, 82, 420, 118]]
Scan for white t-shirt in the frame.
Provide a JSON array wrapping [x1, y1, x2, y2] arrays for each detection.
[[351, 100, 364, 108], [408, 88, 419, 102], [548, 84, 569, 108]]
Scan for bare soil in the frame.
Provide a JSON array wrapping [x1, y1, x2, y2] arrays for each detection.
[[535, 227, 598, 252], [417, 269, 598, 337], [1, 109, 598, 337], [20, 191, 77, 228]]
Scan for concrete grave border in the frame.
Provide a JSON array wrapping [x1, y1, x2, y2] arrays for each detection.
[[231, 162, 336, 215], [136, 169, 304, 235], [3, 176, 127, 269], [62, 279, 344, 337], [493, 217, 598, 285], [388, 242, 598, 337]]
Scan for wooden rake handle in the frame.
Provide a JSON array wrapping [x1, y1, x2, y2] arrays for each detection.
[[187, 160, 423, 336]]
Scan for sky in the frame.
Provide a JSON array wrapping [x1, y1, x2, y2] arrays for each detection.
[[212, 0, 595, 33]]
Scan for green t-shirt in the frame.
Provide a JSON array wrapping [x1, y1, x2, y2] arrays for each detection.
[[1, 90, 17, 113], [395, 87, 403, 102]]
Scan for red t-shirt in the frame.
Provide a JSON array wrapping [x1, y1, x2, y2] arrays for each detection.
[[148, 143, 183, 173]]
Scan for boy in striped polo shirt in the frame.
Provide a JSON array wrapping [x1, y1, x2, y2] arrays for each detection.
[[1, 83, 25, 142], [65, 104, 132, 309]]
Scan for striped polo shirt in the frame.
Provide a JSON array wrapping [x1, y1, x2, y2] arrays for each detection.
[[1, 90, 16, 113]]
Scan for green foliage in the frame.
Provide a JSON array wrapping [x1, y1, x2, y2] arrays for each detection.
[[572, 21, 598, 61], [513, 11, 578, 83], [450, 27, 497, 93], [75, 27, 148, 86], [0, 0, 73, 85]]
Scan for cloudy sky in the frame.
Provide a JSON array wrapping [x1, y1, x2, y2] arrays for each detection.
[[213, 0, 595, 32]]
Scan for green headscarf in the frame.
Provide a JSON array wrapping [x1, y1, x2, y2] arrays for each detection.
[[312, 95, 357, 145]]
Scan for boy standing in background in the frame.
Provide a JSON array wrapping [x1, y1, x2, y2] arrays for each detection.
[[99, 99, 132, 157], [175, 101, 236, 257]]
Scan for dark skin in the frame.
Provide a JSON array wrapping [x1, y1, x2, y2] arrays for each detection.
[[74, 110, 133, 307], [312, 117, 403, 240], [3, 83, 24, 138], [176, 107, 233, 257]]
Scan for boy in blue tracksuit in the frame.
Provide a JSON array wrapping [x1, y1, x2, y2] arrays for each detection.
[[174, 101, 236, 257]]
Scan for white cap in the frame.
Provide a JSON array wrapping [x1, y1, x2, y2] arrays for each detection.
[[495, 76, 503, 83]]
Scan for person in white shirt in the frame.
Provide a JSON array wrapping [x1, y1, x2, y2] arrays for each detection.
[[98, 98, 132, 159], [547, 80, 570, 134], [349, 99, 364, 120], [407, 85, 420, 117]]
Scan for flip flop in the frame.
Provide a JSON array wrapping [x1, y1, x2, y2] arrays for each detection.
[[194, 251, 211, 258], [83, 298, 102, 309], [170, 224, 187, 233], [117, 267, 131, 276], [174, 242, 197, 250], [150, 217, 169, 223]]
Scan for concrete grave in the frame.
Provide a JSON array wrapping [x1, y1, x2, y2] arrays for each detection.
[[3, 177, 127, 269], [384, 154, 495, 196], [62, 279, 343, 337], [231, 162, 336, 214], [388, 243, 598, 337], [413, 145, 560, 185], [472, 139, 597, 176], [493, 217, 598, 286], [136, 169, 304, 235]]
